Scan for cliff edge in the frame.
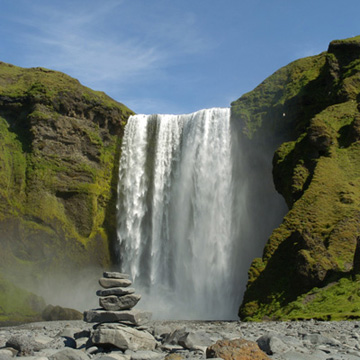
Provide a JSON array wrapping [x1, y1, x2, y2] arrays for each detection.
[[233, 36, 360, 321], [0, 62, 134, 321]]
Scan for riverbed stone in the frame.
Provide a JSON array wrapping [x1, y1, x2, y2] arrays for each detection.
[[99, 294, 141, 311], [6, 333, 45, 355], [127, 350, 163, 360], [0, 349, 16, 358], [99, 278, 132, 289], [206, 338, 271, 360], [49, 348, 90, 360], [94, 354, 130, 360], [91, 324, 156, 351], [103, 272, 130, 279], [96, 288, 135, 297], [178, 330, 213, 350], [83, 309, 151, 325], [257, 333, 293, 355]]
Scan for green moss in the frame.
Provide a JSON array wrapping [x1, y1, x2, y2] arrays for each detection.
[[0, 116, 27, 216], [231, 54, 327, 139], [238, 35, 360, 321], [274, 275, 360, 321], [0, 61, 134, 288], [0, 274, 45, 323]]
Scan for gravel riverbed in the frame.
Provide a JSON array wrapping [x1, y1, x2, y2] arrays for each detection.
[[0, 319, 360, 360]]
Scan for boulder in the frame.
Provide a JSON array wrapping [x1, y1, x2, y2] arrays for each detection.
[[42, 305, 83, 321], [96, 288, 135, 297], [83, 309, 151, 325], [99, 278, 132, 289], [49, 348, 90, 360], [99, 294, 141, 311], [178, 331, 213, 350], [0, 349, 17, 358], [6, 334, 44, 356], [91, 324, 156, 351], [163, 328, 188, 345], [206, 339, 271, 360], [257, 333, 293, 355]]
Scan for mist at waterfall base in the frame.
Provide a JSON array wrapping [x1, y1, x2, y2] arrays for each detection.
[[116, 108, 286, 320]]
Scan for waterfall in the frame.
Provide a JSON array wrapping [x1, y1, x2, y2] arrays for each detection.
[[116, 108, 251, 320]]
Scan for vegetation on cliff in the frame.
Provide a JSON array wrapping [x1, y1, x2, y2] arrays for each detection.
[[233, 36, 360, 321], [0, 62, 134, 311]]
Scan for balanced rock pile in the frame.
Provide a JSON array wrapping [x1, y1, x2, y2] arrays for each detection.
[[83, 272, 157, 351]]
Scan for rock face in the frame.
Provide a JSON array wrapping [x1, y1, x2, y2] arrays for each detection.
[[232, 35, 360, 320], [0, 62, 134, 321]]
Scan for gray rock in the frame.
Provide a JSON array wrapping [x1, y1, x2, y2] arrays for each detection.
[[163, 328, 188, 345], [0, 349, 15, 358], [178, 331, 213, 350], [91, 323, 156, 351], [129, 350, 163, 360], [0, 355, 13, 360], [49, 348, 90, 360], [151, 325, 172, 340], [99, 294, 141, 311], [58, 328, 78, 339], [15, 357, 49, 360], [0, 348, 17, 357], [257, 332, 292, 355], [280, 350, 327, 360], [75, 337, 90, 349], [159, 344, 184, 352], [34, 334, 54, 346], [84, 309, 151, 325], [103, 272, 130, 279], [46, 337, 71, 351], [99, 278, 132, 289], [85, 346, 99, 354], [96, 288, 135, 297], [95, 355, 129, 360], [303, 333, 340, 347], [6, 334, 44, 355]]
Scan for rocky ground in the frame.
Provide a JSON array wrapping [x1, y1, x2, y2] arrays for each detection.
[[0, 319, 360, 360]]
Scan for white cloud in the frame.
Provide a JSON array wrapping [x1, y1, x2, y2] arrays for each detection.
[[11, 0, 209, 102]]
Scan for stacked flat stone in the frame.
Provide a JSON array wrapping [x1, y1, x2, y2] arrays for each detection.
[[83, 272, 152, 327]]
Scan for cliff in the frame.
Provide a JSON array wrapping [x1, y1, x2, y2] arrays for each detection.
[[233, 36, 360, 320], [0, 62, 134, 320]]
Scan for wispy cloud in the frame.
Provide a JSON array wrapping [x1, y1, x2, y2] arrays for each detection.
[[8, 0, 209, 104]]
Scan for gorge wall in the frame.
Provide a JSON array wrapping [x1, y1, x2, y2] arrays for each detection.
[[2, 34, 360, 322], [233, 35, 360, 321], [0, 62, 133, 321]]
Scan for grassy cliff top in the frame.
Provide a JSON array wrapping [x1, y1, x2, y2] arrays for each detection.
[[0, 61, 132, 114]]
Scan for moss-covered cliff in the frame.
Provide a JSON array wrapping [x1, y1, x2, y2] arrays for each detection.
[[233, 36, 360, 321], [0, 62, 134, 314]]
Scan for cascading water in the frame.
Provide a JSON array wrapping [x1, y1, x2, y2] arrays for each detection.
[[116, 107, 276, 320]]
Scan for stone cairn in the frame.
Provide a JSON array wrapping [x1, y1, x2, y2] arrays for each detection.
[[83, 272, 157, 351]]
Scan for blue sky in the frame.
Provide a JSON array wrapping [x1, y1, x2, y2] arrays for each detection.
[[0, 0, 359, 114]]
